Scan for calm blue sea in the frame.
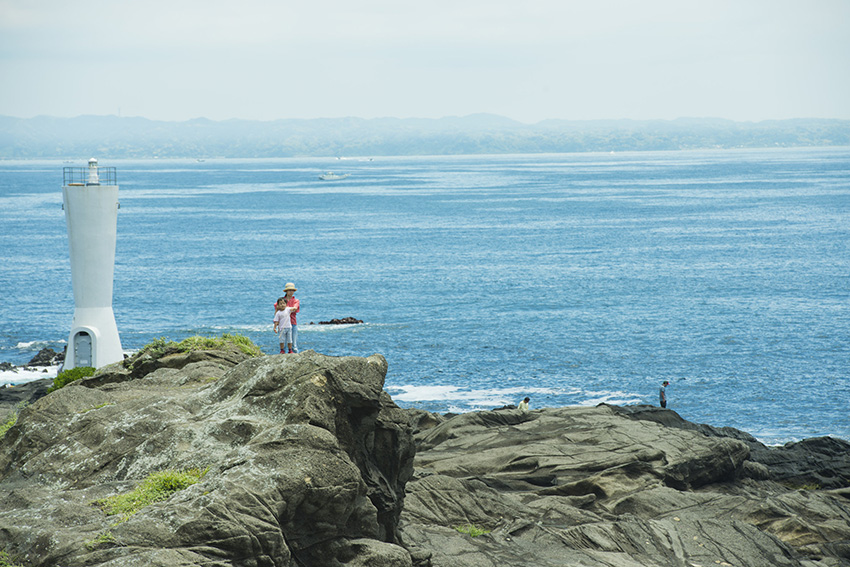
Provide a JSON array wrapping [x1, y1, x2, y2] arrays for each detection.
[[1, 148, 849, 445]]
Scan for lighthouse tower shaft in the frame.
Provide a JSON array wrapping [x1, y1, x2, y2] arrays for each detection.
[[62, 160, 123, 369]]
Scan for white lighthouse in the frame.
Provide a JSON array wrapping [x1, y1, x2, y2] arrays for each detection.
[[62, 158, 123, 369]]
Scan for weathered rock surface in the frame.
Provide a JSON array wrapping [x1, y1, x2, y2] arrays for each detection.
[[1, 350, 849, 567], [0, 350, 415, 567], [400, 405, 850, 567], [0, 379, 51, 425], [609, 404, 850, 490]]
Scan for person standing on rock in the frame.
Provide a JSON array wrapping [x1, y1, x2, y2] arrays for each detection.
[[273, 297, 294, 354], [659, 381, 669, 408], [281, 282, 300, 353]]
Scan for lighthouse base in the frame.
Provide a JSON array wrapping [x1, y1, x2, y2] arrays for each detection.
[[65, 307, 124, 370]]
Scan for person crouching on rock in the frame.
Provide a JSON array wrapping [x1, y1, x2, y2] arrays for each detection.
[[273, 297, 294, 354], [518, 397, 530, 412], [659, 381, 669, 408]]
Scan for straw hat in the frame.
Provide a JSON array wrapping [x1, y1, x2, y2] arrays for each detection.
[[283, 282, 297, 292]]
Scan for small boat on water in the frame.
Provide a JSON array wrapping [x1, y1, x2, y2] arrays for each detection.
[[319, 172, 350, 180]]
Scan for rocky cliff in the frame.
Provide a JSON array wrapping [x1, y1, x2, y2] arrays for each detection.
[[0, 350, 848, 567], [0, 349, 414, 566]]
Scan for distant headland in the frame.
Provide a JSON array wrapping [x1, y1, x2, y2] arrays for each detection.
[[2, 114, 849, 159]]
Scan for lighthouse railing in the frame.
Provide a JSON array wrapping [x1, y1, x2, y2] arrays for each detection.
[[63, 167, 117, 186]]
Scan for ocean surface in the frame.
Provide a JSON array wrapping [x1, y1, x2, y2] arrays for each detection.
[[1, 148, 848, 445]]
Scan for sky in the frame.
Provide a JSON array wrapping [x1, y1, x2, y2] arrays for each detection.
[[1, 0, 849, 124]]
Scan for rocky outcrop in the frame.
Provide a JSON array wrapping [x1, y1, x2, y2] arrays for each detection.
[[1, 349, 849, 567], [401, 405, 850, 567], [0, 379, 51, 424], [0, 347, 62, 374], [609, 403, 850, 490], [26, 347, 64, 367], [0, 350, 415, 567]]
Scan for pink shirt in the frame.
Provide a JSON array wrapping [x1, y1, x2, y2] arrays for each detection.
[[285, 297, 300, 325]]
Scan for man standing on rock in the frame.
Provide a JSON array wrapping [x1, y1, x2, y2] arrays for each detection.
[[283, 283, 300, 353], [659, 381, 669, 408]]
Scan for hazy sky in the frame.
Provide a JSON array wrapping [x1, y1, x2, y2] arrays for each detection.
[[1, 0, 849, 123]]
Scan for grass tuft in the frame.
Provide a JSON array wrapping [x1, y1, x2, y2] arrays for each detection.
[[781, 480, 821, 491], [454, 524, 491, 537], [78, 402, 114, 415], [48, 366, 95, 393], [0, 402, 29, 441], [94, 468, 208, 521], [137, 337, 170, 358], [0, 414, 18, 442], [0, 550, 25, 567], [84, 530, 117, 550]]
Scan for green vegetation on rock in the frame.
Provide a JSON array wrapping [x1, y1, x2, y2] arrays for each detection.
[[0, 413, 18, 439], [77, 402, 113, 415], [0, 401, 29, 441], [177, 334, 262, 356], [0, 414, 17, 442], [454, 524, 491, 537], [84, 531, 117, 551], [137, 333, 262, 359], [48, 366, 95, 393], [0, 550, 25, 567], [124, 333, 262, 375], [94, 468, 208, 521]]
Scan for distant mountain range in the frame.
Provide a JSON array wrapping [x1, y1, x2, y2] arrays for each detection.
[[1, 114, 849, 159]]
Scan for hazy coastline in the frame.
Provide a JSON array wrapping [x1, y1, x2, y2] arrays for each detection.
[[2, 114, 849, 159]]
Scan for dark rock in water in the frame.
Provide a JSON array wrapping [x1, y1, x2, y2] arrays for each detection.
[[317, 317, 364, 325], [26, 347, 63, 367], [0, 362, 14, 372]]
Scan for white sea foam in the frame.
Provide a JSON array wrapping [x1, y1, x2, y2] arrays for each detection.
[[207, 324, 269, 333], [1, 366, 59, 387], [386, 383, 648, 412], [386, 384, 576, 410], [577, 390, 645, 407], [15, 340, 64, 349]]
